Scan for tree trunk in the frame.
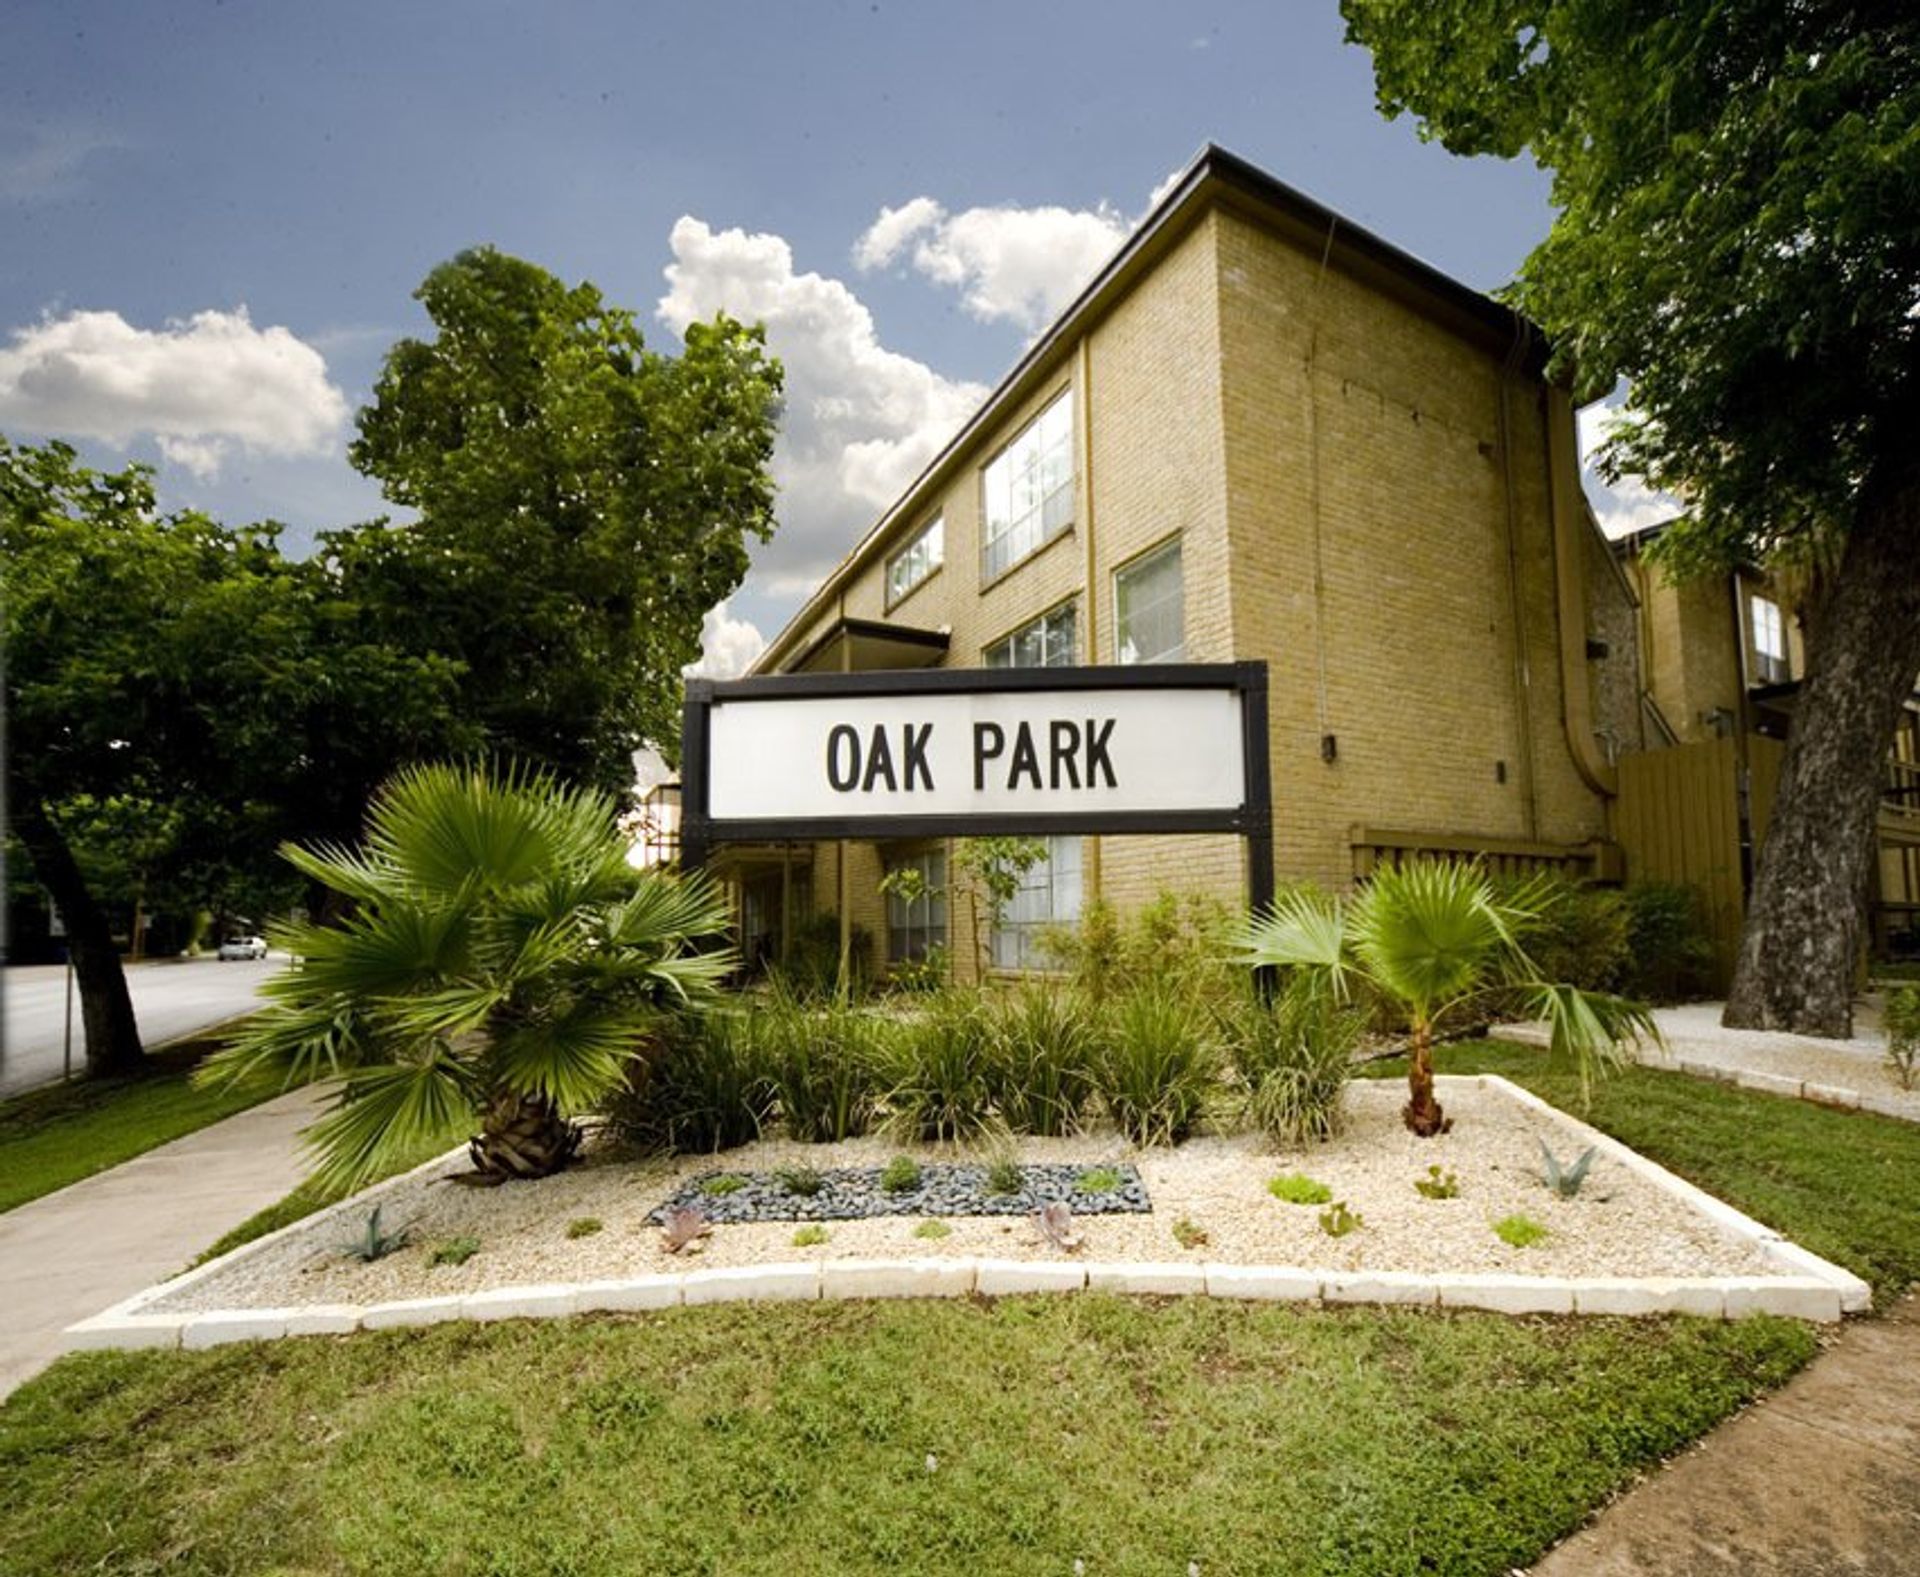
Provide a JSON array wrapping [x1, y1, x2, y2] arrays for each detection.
[[469, 1089, 580, 1180], [12, 797, 147, 1078], [1402, 1018, 1451, 1136], [1725, 472, 1920, 1037]]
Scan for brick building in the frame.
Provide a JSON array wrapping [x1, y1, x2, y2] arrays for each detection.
[[719, 145, 1644, 980]]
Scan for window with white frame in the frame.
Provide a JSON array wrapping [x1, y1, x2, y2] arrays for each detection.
[[1115, 538, 1185, 664], [885, 515, 943, 607], [981, 389, 1074, 581], [1751, 593, 1789, 684], [884, 848, 947, 963], [990, 834, 1083, 971], [985, 601, 1077, 670]]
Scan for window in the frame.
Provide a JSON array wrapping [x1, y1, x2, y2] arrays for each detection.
[[885, 515, 943, 607], [1751, 594, 1789, 684], [1115, 538, 1185, 664], [990, 835, 1083, 971], [885, 849, 947, 963], [985, 601, 1077, 670], [981, 389, 1074, 581]]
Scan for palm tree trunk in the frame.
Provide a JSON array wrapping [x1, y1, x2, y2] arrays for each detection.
[[1403, 1018, 1451, 1136], [469, 1089, 580, 1180]]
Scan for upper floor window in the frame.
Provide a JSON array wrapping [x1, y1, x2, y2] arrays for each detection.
[[986, 601, 1077, 670], [981, 389, 1074, 582], [885, 515, 943, 608], [1751, 594, 1789, 685], [1115, 538, 1185, 664]]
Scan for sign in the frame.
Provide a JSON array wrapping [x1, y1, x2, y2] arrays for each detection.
[[681, 662, 1270, 891]]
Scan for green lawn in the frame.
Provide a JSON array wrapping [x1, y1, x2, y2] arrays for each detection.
[[1372, 1039, 1920, 1305], [0, 1297, 1811, 1577], [0, 1037, 270, 1214]]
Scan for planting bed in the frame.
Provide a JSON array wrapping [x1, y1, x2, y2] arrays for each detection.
[[648, 1161, 1151, 1224], [76, 1072, 1866, 1348]]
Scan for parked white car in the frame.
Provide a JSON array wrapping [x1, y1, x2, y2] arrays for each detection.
[[217, 935, 269, 961]]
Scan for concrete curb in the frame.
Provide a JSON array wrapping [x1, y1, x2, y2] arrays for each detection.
[[60, 1075, 1870, 1354], [1493, 1026, 1917, 1123]]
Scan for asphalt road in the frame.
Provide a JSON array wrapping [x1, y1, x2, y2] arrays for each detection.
[[0, 956, 290, 1098]]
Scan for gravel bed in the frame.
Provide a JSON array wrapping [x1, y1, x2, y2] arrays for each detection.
[[649, 1162, 1150, 1224], [149, 1077, 1781, 1315]]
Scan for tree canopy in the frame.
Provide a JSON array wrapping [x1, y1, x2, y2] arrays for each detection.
[[1341, 0, 1920, 1036], [347, 246, 783, 790]]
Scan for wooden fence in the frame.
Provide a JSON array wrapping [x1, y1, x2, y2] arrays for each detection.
[[1613, 735, 1784, 988]]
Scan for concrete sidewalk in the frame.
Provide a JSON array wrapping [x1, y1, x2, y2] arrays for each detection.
[[1501, 997, 1920, 1123], [1532, 1293, 1920, 1575], [0, 1086, 323, 1397]]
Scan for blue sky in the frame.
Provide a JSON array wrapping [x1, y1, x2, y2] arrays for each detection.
[[1, 1, 1659, 671]]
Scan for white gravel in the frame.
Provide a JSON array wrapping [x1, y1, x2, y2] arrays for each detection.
[[149, 1076, 1778, 1314]]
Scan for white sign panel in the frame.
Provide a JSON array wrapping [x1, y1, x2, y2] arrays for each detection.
[[705, 686, 1246, 823]]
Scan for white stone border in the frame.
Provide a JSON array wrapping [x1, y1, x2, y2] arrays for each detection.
[[1495, 1024, 1917, 1122], [63, 1075, 1872, 1354]]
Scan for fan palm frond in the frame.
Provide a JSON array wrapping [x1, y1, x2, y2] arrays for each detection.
[[303, 1053, 477, 1193], [1527, 983, 1662, 1108], [1236, 886, 1352, 1000], [1347, 860, 1518, 1019]]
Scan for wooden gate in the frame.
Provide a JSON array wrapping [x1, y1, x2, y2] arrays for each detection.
[[1614, 736, 1784, 988]]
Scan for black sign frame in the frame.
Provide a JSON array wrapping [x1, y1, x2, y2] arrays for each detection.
[[679, 660, 1273, 916]]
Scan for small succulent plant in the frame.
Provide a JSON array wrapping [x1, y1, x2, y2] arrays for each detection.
[[1267, 1173, 1332, 1206], [700, 1173, 749, 1197], [1075, 1166, 1122, 1194], [881, 1155, 923, 1193], [566, 1217, 603, 1239], [1317, 1201, 1363, 1238], [342, 1205, 411, 1263], [660, 1205, 711, 1254], [1036, 1200, 1084, 1253], [985, 1153, 1025, 1196], [1171, 1216, 1209, 1250], [1414, 1165, 1460, 1200], [1496, 1213, 1549, 1248], [791, 1224, 829, 1247], [429, 1235, 479, 1267], [775, 1165, 825, 1197], [1539, 1140, 1598, 1199], [913, 1219, 952, 1240]]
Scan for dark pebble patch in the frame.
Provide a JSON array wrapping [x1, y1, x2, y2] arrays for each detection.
[[645, 1162, 1151, 1225]]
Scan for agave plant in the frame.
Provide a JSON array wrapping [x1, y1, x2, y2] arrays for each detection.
[[1238, 860, 1658, 1136], [197, 762, 734, 1190]]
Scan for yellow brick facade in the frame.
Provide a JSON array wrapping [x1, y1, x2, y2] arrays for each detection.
[[729, 153, 1630, 982]]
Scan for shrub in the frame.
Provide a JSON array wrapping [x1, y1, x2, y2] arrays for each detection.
[[1042, 891, 1237, 1007], [757, 987, 882, 1142], [1495, 1213, 1549, 1248], [1414, 1165, 1459, 1200], [1267, 1172, 1333, 1206], [1885, 986, 1920, 1091], [1093, 987, 1221, 1145], [429, 1235, 479, 1266], [1502, 871, 1632, 994], [881, 1155, 923, 1193], [566, 1217, 603, 1239], [771, 911, 875, 1001], [880, 990, 1002, 1143], [605, 1011, 773, 1155], [1621, 881, 1718, 1002], [984, 983, 1097, 1135], [1226, 975, 1364, 1144], [791, 1224, 829, 1247], [912, 1218, 952, 1240]]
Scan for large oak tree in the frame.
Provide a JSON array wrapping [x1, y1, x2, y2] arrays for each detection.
[[1342, 0, 1920, 1035]]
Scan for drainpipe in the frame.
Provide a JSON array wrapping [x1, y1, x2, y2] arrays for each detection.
[[1498, 325, 1542, 840], [1545, 385, 1619, 799], [1077, 335, 1102, 903]]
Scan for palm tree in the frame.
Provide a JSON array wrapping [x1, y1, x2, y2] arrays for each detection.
[[1239, 861, 1658, 1136], [198, 762, 734, 1188]]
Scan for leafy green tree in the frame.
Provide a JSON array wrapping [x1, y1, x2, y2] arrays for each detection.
[[347, 246, 783, 791], [2, 437, 463, 1076], [1240, 862, 1656, 1134], [1341, 0, 1920, 1036], [199, 763, 735, 1188]]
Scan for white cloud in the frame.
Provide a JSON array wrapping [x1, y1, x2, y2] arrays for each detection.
[[687, 600, 766, 681], [854, 198, 1131, 331], [659, 217, 987, 596], [1578, 398, 1685, 539], [0, 307, 348, 479]]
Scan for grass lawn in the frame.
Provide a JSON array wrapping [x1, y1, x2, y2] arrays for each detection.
[[1370, 1039, 1920, 1306], [0, 1035, 271, 1215], [0, 1296, 1812, 1577]]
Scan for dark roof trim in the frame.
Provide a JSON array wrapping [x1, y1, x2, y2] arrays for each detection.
[[758, 143, 1551, 673], [785, 616, 949, 675]]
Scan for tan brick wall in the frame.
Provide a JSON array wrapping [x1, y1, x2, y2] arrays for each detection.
[[1214, 207, 1607, 891]]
